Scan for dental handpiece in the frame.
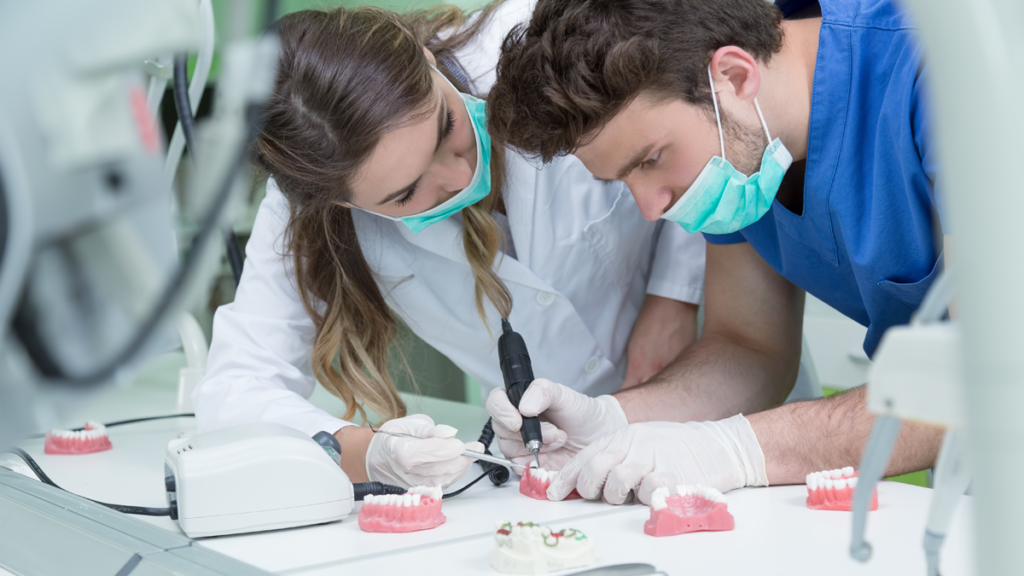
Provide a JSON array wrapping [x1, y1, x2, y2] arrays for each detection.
[[498, 318, 543, 469]]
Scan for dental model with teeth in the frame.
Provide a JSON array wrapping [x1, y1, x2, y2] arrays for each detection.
[[490, 521, 594, 574], [519, 466, 581, 501], [44, 422, 112, 455], [357, 486, 445, 533], [644, 485, 734, 537], [805, 466, 878, 511]]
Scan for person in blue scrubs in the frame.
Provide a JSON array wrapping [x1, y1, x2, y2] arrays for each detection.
[[481, 0, 948, 502]]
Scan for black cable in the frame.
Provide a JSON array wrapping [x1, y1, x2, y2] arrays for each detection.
[[352, 481, 405, 501], [172, 53, 198, 163], [2, 448, 173, 516], [23, 413, 196, 439], [477, 418, 510, 486], [224, 229, 244, 286], [174, 53, 246, 288], [14, 100, 265, 385], [442, 469, 491, 500]]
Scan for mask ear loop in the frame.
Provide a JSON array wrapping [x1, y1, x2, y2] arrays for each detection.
[[707, 65, 726, 160], [707, 64, 775, 152], [752, 98, 772, 145]]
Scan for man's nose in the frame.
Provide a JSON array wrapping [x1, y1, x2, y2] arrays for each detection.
[[627, 181, 674, 222]]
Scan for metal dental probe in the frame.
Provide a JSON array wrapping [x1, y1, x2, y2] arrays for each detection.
[[498, 318, 543, 469], [370, 429, 529, 469]]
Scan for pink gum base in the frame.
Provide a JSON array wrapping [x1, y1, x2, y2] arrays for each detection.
[[44, 433, 112, 455], [806, 484, 878, 511], [519, 468, 582, 501], [644, 497, 735, 537], [357, 498, 445, 533]]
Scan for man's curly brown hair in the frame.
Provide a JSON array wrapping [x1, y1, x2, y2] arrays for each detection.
[[488, 0, 784, 163]]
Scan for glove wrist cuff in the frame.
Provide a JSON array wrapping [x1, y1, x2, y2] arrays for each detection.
[[597, 394, 630, 431], [732, 414, 769, 488]]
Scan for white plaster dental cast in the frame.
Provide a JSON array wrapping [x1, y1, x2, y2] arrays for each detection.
[[645, 485, 734, 537], [490, 521, 595, 574], [805, 466, 877, 511], [44, 421, 112, 454], [358, 486, 445, 533]]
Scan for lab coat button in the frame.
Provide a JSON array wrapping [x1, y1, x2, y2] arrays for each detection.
[[584, 356, 600, 374], [536, 291, 556, 306]]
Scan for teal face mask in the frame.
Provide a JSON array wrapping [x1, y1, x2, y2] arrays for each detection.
[[661, 66, 792, 235], [355, 69, 492, 235]]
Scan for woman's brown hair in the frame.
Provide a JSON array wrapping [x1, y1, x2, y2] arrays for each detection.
[[253, 3, 512, 424]]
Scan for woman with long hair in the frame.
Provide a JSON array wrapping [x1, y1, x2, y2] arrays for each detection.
[[194, 0, 706, 488]]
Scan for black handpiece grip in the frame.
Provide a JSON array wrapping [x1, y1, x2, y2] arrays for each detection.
[[498, 319, 543, 453]]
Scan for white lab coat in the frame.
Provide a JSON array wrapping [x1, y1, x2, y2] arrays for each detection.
[[194, 0, 708, 437]]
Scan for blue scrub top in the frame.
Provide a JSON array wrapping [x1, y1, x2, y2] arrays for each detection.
[[705, 0, 942, 357]]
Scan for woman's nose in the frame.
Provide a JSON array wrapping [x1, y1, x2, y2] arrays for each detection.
[[437, 154, 475, 193]]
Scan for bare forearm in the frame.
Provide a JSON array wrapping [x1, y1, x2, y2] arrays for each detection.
[[750, 386, 945, 485], [335, 425, 373, 482], [614, 331, 797, 423]]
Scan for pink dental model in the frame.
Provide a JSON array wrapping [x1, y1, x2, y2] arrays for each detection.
[[358, 486, 445, 533], [644, 485, 734, 537], [805, 466, 878, 511], [44, 422, 112, 455], [519, 467, 581, 501]]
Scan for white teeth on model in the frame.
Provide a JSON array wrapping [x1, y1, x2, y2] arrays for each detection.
[[829, 469, 842, 480], [528, 467, 555, 482], [406, 486, 442, 500], [848, 477, 858, 489], [824, 478, 834, 490], [835, 478, 847, 490], [412, 494, 421, 506], [651, 487, 669, 510], [842, 466, 855, 477]]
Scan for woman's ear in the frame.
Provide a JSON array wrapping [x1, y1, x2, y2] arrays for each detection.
[[423, 47, 437, 67], [335, 201, 353, 209]]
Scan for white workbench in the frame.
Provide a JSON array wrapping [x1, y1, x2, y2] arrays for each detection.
[[0, 354, 976, 575]]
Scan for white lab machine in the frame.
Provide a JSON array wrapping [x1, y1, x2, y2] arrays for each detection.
[[165, 423, 355, 538]]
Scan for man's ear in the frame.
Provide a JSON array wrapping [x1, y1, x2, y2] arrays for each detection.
[[423, 47, 437, 67], [336, 201, 353, 209], [709, 47, 761, 104]]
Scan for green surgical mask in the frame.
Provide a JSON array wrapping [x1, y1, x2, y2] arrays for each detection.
[[353, 68, 492, 235], [661, 66, 792, 235]]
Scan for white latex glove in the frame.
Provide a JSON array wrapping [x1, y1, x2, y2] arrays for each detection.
[[366, 414, 484, 489], [548, 415, 768, 504], [486, 378, 628, 472]]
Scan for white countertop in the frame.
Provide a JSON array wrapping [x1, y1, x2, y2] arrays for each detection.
[[2, 416, 975, 576]]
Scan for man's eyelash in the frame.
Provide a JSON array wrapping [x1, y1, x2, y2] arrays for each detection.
[[442, 108, 455, 139], [641, 151, 661, 169]]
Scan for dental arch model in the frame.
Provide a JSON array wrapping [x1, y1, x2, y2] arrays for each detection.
[[805, 467, 878, 511], [644, 485, 735, 537], [519, 466, 581, 500], [490, 521, 595, 574], [45, 421, 112, 454], [357, 486, 445, 533]]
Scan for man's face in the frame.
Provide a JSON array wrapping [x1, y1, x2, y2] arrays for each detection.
[[575, 93, 766, 221]]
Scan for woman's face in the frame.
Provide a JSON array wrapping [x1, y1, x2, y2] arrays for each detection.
[[346, 66, 478, 218]]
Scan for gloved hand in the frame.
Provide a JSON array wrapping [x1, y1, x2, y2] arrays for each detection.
[[366, 414, 484, 489], [548, 415, 768, 504], [486, 378, 628, 472]]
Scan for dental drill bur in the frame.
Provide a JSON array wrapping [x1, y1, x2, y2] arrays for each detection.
[[498, 318, 543, 469]]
